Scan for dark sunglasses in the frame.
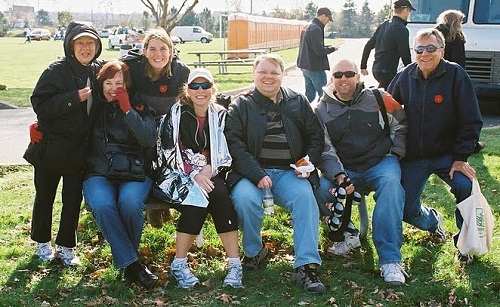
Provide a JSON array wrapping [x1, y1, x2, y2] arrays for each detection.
[[414, 45, 442, 54], [188, 82, 213, 90], [332, 71, 357, 79]]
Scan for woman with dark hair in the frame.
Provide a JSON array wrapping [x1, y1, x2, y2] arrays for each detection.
[[83, 60, 158, 289]]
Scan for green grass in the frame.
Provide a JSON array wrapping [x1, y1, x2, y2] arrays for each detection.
[[0, 37, 340, 107], [0, 129, 499, 306]]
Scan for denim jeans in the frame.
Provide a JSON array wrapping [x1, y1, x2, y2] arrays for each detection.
[[83, 176, 152, 269], [231, 168, 321, 268], [301, 69, 327, 103], [401, 154, 472, 243], [315, 156, 404, 265]]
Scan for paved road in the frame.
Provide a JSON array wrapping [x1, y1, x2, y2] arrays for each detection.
[[1, 38, 497, 165]]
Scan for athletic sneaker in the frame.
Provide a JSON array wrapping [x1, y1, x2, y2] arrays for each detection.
[[429, 209, 447, 243], [171, 260, 200, 289], [292, 264, 325, 294], [242, 245, 271, 270], [455, 251, 474, 266], [36, 241, 56, 262], [223, 263, 243, 288], [56, 245, 81, 266], [327, 234, 361, 256], [380, 263, 407, 285]]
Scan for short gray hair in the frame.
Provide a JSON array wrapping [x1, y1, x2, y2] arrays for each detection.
[[413, 28, 446, 49]]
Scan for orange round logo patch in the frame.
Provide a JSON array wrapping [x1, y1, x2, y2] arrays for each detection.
[[159, 85, 168, 93], [434, 94, 443, 104]]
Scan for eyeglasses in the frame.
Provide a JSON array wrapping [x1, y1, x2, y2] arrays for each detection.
[[188, 82, 213, 90], [332, 71, 357, 79], [414, 45, 442, 54]]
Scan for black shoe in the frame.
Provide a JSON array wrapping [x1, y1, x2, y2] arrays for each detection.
[[455, 251, 474, 266], [474, 141, 486, 153], [242, 244, 271, 271], [124, 264, 158, 289], [292, 264, 326, 294]]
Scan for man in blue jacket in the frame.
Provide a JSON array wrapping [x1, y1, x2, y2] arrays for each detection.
[[297, 7, 338, 103], [388, 28, 482, 265]]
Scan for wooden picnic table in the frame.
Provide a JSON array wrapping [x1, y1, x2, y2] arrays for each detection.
[[188, 49, 268, 74]]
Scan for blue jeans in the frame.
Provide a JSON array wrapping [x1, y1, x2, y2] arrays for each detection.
[[301, 69, 327, 103], [231, 169, 321, 268], [315, 156, 404, 265], [401, 154, 472, 243], [83, 176, 152, 269]]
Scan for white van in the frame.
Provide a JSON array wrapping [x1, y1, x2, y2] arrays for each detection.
[[170, 26, 213, 43]]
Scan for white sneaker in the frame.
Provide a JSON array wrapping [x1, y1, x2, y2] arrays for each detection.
[[171, 260, 200, 289], [56, 245, 81, 266], [36, 241, 56, 262], [380, 263, 407, 285], [327, 235, 361, 256], [223, 263, 243, 288]]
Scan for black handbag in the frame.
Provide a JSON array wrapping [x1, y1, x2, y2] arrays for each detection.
[[105, 143, 146, 182], [102, 112, 146, 182]]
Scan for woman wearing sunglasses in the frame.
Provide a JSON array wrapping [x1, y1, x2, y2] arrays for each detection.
[[153, 68, 241, 289], [388, 28, 482, 265]]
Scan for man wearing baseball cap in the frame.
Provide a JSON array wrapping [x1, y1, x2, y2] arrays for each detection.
[[297, 7, 338, 103], [360, 0, 416, 89]]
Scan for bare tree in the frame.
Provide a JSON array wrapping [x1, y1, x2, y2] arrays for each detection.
[[139, 0, 199, 32]]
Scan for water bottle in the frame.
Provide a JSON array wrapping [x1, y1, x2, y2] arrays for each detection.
[[262, 188, 275, 216]]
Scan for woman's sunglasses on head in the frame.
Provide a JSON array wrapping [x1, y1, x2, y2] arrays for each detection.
[[188, 82, 213, 90], [414, 45, 442, 54]]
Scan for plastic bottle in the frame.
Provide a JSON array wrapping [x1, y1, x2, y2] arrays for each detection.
[[262, 188, 275, 216]]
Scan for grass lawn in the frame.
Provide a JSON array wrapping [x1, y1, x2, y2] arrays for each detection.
[[0, 37, 340, 107], [0, 127, 499, 306]]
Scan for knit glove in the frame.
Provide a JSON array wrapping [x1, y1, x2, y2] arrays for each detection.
[[115, 87, 131, 114], [29, 122, 42, 144]]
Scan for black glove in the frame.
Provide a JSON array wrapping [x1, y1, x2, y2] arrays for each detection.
[[326, 46, 338, 53]]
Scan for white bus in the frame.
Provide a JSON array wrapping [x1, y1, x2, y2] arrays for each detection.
[[407, 0, 500, 99]]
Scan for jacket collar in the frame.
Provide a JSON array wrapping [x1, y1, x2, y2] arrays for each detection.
[[409, 59, 447, 81]]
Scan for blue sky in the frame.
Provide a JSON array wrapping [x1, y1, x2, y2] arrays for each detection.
[[13, 0, 389, 14]]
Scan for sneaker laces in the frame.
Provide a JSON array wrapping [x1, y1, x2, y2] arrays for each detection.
[[175, 261, 196, 279], [37, 242, 52, 255], [381, 263, 409, 278], [302, 265, 321, 283], [59, 246, 76, 259]]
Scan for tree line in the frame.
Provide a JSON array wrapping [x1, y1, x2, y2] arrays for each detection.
[[0, 0, 391, 38]]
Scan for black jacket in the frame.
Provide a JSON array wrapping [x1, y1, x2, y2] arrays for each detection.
[[224, 87, 324, 188], [360, 16, 412, 74], [435, 24, 466, 68], [85, 95, 156, 178], [30, 21, 104, 173], [296, 18, 333, 71], [122, 51, 190, 118]]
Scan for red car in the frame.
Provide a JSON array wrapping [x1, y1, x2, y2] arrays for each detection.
[[30, 29, 51, 41]]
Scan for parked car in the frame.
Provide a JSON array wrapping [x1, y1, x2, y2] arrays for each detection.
[[170, 26, 213, 43], [108, 27, 138, 49], [100, 29, 110, 38], [30, 28, 51, 41]]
